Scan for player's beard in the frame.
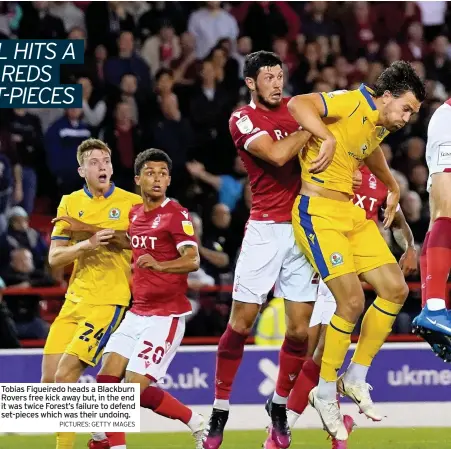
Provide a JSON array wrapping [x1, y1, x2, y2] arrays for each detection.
[[256, 88, 281, 110]]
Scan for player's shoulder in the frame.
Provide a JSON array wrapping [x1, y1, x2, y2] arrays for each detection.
[[165, 198, 189, 215], [113, 186, 142, 204], [61, 188, 85, 205]]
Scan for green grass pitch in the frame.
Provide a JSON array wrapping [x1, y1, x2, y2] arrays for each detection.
[[0, 428, 448, 449]]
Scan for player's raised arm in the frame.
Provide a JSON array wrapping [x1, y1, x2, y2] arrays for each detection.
[[364, 146, 400, 229], [391, 207, 417, 276], [287, 93, 341, 174]]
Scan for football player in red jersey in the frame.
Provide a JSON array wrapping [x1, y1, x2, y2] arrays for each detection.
[[413, 98, 451, 360], [263, 164, 417, 449], [203, 51, 317, 449], [84, 149, 205, 449]]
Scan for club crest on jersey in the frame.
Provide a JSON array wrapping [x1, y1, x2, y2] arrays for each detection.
[[78, 211, 84, 217], [330, 252, 344, 267], [182, 220, 194, 236], [369, 174, 377, 190], [151, 214, 161, 229], [236, 115, 253, 134], [109, 208, 121, 220]]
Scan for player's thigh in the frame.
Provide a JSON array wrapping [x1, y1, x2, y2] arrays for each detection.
[[43, 300, 79, 357], [41, 353, 63, 383], [275, 225, 319, 305], [99, 352, 130, 380], [67, 303, 126, 368], [55, 353, 88, 383], [102, 310, 146, 376], [127, 315, 186, 383], [351, 217, 398, 277], [233, 220, 286, 306], [292, 195, 355, 282]]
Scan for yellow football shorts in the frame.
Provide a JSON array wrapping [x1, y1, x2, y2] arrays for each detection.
[[43, 300, 126, 366], [292, 195, 396, 282]]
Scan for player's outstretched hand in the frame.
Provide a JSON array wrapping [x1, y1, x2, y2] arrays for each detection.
[[383, 190, 400, 229], [399, 247, 418, 276], [52, 215, 87, 232], [352, 169, 363, 191], [136, 254, 160, 270], [86, 229, 115, 250], [309, 138, 336, 174]]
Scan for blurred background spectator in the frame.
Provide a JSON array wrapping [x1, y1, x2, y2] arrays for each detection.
[[2, 0, 451, 347]]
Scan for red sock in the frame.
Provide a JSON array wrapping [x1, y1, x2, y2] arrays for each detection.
[[426, 218, 451, 307], [287, 358, 320, 414], [215, 324, 248, 400], [141, 386, 192, 424], [96, 375, 126, 447], [275, 336, 308, 398], [420, 231, 430, 307]]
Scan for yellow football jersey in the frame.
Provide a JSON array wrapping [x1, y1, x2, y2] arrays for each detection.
[[51, 184, 142, 306], [300, 84, 390, 195]]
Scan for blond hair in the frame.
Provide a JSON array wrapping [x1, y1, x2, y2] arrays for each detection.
[[76, 138, 111, 166]]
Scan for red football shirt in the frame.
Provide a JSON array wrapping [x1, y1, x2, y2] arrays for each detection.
[[229, 98, 301, 222], [353, 165, 388, 222], [128, 198, 198, 317]]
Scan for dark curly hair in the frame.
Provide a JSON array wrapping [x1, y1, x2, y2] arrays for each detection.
[[373, 61, 426, 102], [134, 148, 172, 175]]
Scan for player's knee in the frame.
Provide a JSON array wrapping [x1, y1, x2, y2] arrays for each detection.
[[54, 366, 78, 383], [229, 301, 259, 334], [387, 280, 409, 304], [40, 374, 55, 383], [285, 322, 309, 342], [338, 293, 365, 322]]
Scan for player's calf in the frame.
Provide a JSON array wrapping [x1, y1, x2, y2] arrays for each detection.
[[126, 371, 205, 448]]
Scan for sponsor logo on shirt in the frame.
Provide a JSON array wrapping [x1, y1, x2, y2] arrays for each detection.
[[182, 220, 194, 236], [236, 115, 254, 134]]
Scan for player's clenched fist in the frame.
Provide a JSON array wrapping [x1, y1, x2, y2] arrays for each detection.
[[136, 254, 160, 270], [84, 229, 115, 250]]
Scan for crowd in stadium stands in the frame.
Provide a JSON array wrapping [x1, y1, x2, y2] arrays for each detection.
[[0, 0, 450, 347]]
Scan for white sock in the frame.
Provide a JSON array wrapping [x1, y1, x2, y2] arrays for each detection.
[[213, 399, 230, 411], [187, 412, 204, 433], [287, 409, 300, 428], [344, 362, 369, 383], [272, 392, 288, 405], [111, 445, 126, 449], [427, 298, 446, 311], [92, 432, 107, 441], [316, 378, 337, 401]]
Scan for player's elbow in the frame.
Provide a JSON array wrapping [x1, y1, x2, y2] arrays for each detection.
[[271, 155, 286, 167], [48, 251, 58, 268], [48, 250, 64, 268]]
